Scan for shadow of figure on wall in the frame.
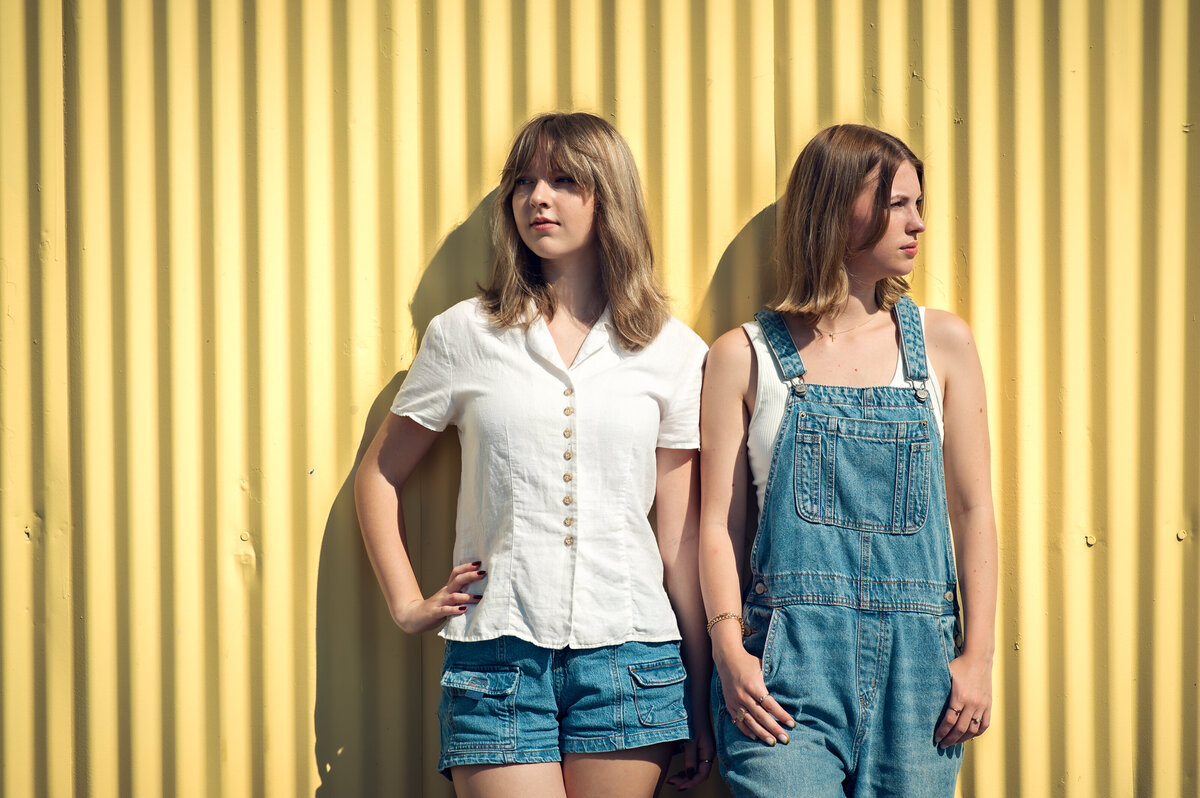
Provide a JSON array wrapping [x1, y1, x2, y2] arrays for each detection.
[[692, 204, 777, 344], [313, 192, 496, 798], [691, 203, 777, 617]]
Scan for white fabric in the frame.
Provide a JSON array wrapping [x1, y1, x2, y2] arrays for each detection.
[[392, 297, 708, 648], [743, 307, 945, 512]]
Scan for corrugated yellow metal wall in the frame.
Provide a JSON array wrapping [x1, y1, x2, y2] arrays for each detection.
[[1, 1, 1196, 796]]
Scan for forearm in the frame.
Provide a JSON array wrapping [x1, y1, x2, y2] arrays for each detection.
[[952, 506, 998, 658], [664, 543, 713, 716], [698, 519, 748, 666], [355, 466, 426, 623]]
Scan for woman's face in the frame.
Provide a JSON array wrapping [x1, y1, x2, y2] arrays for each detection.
[[511, 151, 597, 268], [844, 161, 924, 281]]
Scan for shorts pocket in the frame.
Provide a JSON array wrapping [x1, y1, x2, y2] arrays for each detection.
[[439, 667, 520, 752], [628, 659, 688, 727]]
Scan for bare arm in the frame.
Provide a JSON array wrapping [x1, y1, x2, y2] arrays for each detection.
[[698, 329, 794, 746], [354, 413, 486, 634], [656, 447, 715, 789], [926, 310, 999, 747]]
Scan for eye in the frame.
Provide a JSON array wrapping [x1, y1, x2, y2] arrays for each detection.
[[514, 176, 533, 186], [554, 175, 576, 185]]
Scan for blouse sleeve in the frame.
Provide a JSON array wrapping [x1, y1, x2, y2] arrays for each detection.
[[390, 312, 458, 431], [656, 330, 708, 450]]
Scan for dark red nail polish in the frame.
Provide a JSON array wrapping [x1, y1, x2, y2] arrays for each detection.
[[476, 570, 487, 576]]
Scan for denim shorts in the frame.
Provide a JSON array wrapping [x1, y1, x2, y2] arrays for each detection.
[[437, 636, 692, 776]]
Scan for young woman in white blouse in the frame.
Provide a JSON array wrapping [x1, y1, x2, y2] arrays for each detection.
[[356, 112, 714, 797]]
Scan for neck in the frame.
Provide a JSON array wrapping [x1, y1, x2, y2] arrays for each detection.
[[822, 286, 879, 326], [542, 257, 605, 323]]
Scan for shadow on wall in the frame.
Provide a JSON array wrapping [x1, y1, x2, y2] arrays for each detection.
[[694, 203, 776, 610], [313, 194, 496, 798], [693, 204, 777, 344]]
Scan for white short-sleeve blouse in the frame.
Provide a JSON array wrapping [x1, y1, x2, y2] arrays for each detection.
[[392, 298, 708, 648]]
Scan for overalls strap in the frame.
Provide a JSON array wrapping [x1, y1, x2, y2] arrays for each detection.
[[893, 296, 929, 383], [753, 309, 806, 382]]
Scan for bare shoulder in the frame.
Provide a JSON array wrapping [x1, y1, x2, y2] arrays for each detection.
[[923, 308, 976, 350], [706, 327, 755, 376], [922, 309, 984, 392]]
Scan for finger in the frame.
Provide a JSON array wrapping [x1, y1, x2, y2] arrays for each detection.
[[758, 694, 796, 730], [445, 591, 484, 606], [448, 567, 487, 592], [745, 691, 792, 741], [733, 707, 777, 746], [749, 707, 790, 744], [669, 759, 713, 791], [744, 713, 779, 746], [939, 709, 978, 748], [967, 711, 987, 738], [666, 743, 701, 791], [449, 560, 483, 577], [933, 706, 963, 743], [727, 706, 754, 741]]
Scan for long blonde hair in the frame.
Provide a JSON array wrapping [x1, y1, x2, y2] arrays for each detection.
[[481, 112, 668, 351], [772, 124, 924, 323]]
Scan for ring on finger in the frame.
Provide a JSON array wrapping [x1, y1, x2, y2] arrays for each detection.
[[950, 706, 963, 714], [734, 708, 746, 724], [756, 693, 769, 704], [970, 717, 981, 724]]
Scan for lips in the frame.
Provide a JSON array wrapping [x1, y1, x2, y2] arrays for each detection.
[[531, 216, 557, 230]]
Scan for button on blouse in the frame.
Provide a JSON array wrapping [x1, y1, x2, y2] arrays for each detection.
[[390, 298, 708, 648]]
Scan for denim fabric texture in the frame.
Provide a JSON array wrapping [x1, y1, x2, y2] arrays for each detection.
[[715, 298, 963, 797], [437, 636, 691, 776]]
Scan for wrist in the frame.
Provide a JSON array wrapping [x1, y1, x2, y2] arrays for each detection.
[[957, 643, 995, 664]]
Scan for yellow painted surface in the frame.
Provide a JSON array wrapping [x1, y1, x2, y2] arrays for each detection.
[[1, 1, 1196, 796]]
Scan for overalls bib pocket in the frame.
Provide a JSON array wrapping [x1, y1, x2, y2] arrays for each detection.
[[795, 415, 931, 534]]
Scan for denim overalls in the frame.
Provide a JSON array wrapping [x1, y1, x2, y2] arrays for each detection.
[[714, 298, 963, 797]]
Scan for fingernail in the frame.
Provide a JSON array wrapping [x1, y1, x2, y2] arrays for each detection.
[[471, 561, 482, 567], [766, 738, 775, 747], [786, 719, 796, 728], [477, 570, 488, 576], [778, 734, 789, 745]]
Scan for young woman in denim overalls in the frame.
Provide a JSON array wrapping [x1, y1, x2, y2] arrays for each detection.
[[699, 125, 998, 796]]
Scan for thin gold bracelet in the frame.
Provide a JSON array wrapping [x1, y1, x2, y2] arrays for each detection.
[[706, 611, 744, 636]]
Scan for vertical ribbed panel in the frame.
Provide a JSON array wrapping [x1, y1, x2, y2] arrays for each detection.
[[1, 1, 1196, 796]]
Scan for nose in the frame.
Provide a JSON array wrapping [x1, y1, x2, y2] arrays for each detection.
[[528, 178, 550, 207], [908, 207, 925, 234]]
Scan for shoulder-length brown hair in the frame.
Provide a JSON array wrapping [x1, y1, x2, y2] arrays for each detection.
[[771, 124, 924, 323], [480, 112, 668, 351]]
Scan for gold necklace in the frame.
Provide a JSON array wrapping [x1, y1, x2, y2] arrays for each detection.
[[814, 313, 877, 341]]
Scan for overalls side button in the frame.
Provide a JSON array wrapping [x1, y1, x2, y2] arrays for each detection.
[[754, 582, 767, 595]]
